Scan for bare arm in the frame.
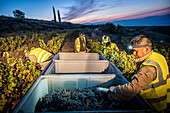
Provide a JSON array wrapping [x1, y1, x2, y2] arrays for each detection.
[[85, 39, 90, 52], [39, 60, 51, 70], [28, 55, 37, 63], [74, 39, 78, 52]]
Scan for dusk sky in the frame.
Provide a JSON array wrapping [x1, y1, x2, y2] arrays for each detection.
[[0, 0, 170, 24]]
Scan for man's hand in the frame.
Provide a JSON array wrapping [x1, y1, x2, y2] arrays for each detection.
[[96, 86, 120, 101], [86, 48, 90, 53], [96, 87, 109, 93], [108, 86, 122, 101], [109, 86, 116, 92], [96, 86, 115, 93], [39, 61, 50, 70]]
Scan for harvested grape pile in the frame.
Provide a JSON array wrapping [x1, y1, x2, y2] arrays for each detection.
[[35, 88, 144, 112]]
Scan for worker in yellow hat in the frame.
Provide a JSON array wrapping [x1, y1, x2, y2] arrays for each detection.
[[25, 48, 54, 70]]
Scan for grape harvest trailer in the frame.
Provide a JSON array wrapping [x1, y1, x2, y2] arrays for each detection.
[[13, 53, 154, 113]]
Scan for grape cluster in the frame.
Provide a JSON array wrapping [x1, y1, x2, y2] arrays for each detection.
[[87, 38, 103, 53], [102, 47, 136, 74], [39, 33, 66, 54], [35, 88, 143, 112]]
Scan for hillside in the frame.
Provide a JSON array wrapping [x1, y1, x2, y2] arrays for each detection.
[[0, 16, 170, 54], [0, 15, 170, 44], [0, 16, 84, 35]]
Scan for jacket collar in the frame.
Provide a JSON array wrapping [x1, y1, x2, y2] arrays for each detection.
[[135, 50, 153, 63]]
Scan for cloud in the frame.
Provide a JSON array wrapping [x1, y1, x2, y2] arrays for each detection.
[[81, 9, 100, 16], [62, 0, 95, 20], [79, 6, 170, 24], [62, 0, 169, 24], [62, 0, 123, 21]]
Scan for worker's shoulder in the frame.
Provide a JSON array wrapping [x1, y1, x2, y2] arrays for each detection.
[[76, 37, 80, 40], [149, 52, 166, 62], [111, 43, 117, 45]]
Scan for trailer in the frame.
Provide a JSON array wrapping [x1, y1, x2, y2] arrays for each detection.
[[13, 53, 154, 113]]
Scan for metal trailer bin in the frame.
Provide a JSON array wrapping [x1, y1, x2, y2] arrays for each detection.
[[55, 53, 100, 60], [13, 53, 154, 113]]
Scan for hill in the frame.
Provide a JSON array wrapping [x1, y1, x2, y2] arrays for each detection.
[[0, 16, 83, 35], [85, 14, 170, 26], [0, 15, 170, 43], [113, 14, 170, 26]]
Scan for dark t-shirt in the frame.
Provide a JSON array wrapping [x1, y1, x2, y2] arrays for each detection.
[[79, 37, 86, 51]]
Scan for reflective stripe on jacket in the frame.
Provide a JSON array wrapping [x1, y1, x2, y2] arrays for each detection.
[[29, 48, 52, 63], [75, 37, 86, 52], [139, 52, 169, 111], [167, 74, 170, 104]]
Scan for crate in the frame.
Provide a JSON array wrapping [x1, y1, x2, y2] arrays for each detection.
[[54, 60, 109, 73], [13, 53, 153, 113], [57, 53, 100, 60]]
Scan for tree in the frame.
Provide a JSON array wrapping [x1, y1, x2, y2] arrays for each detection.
[[102, 23, 116, 34], [13, 10, 25, 19], [117, 24, 124, 34], [53, 6, 56, 23], [57, 10, 61, 23]]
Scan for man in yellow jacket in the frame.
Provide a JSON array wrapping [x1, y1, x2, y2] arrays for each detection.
[[97, 35, 169, 112], [106, 42, 119, 52], [74, 33, 89, 53], [25, 48, 54, 70], [102, 34, 111, 46]]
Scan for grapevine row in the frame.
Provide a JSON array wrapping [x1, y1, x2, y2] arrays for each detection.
[[87, 38, 137, 81], [0, 32, 67, 112]]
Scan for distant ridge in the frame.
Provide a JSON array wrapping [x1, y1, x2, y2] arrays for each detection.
[[84, 14, 170, 26]]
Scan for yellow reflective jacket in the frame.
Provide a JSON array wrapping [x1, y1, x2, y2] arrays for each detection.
[[29, 48, 52, 63], [139, 52, 169, 111], [110, 43, 119, 52], [75, 37, 86, 52]]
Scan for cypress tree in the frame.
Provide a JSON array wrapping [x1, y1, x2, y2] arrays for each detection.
[[53, 6, 56, 23], [57, 10, 61, 23]]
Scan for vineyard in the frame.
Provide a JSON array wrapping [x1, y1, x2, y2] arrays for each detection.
[[0, 29, 170, 112]]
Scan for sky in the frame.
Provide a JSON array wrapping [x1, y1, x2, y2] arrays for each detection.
[[0, 0, 170, 24]]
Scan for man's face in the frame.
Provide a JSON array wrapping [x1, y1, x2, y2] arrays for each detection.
[[132, 47, 146, 58], [132, 41, 152, 58], [104, 35, 106, 39], [79, 34, 83, 39]]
